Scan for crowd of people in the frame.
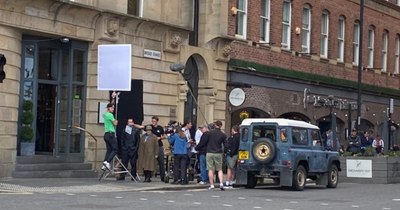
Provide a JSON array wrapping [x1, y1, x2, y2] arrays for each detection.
[[345, 128, 386, 155], [102, 103, 240, 190]]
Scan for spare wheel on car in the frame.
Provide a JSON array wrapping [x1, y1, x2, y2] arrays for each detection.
[[252, 138, 277, 164]]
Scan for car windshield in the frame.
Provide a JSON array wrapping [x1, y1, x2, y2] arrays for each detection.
[[252, 125, 276, 142]]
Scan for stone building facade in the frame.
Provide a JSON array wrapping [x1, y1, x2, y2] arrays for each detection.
[[0, 0, 231, 177], [225, 0, 400, 147]]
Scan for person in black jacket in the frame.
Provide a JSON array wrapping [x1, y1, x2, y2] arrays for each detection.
[[195, 124, 213, 185], [206, 120, 227, 191], [225, 125, 240, 187], [118, 119, 140, 181]]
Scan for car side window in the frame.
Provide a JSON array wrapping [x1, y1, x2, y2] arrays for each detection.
[[292, 128, 309, 145], [311, 130, 323, 147], [252, 126, 276, 142], [241, 128, 249, 142], [280, 127, 288, 142]]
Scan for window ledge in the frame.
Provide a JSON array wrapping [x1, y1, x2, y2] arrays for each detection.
[[235, 34, 247, 41]]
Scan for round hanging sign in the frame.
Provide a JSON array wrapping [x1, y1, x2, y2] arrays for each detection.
[[229, 88, 246, 106]]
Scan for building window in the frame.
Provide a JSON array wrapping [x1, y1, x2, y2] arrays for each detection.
[[398, 0, 400, 6], [236, 0, 248, 39], [337, 16, 345, 62], [353, 21, 360, 65], [260, 0, 270, 43], [320, 10, 329, 58], [382, 30, 388, 72], [302, 4, 311, 53], [395, 35, 400, 74], [367, 26, 375, 68], [128, 0, 143, 17], [282, 0, 291, 50]]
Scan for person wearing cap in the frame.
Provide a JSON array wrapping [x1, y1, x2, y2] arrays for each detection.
[[206, 120, 228, 191], [138, 125, 159, 182], [347, 129, 361, 155], [194, 125, 210, 185], [102, 103, 118, 171]]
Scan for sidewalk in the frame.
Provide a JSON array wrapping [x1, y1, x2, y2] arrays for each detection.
[[0, 177, 207, 194]]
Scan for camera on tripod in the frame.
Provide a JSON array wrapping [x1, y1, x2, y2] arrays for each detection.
[[165, 120, 181, 135]]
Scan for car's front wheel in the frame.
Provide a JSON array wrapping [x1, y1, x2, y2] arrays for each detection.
[[327, 164, 339, 188], [245, 172, 258, 189], [292, 165, 307, 191]]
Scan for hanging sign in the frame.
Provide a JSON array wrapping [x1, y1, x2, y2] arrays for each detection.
[[229, 88, 246, 106]]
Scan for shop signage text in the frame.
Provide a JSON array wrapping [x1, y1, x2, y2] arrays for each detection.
[[229, 88, 246, 106], [144, 49, 161, 60], [346, 159, 372, 178], [303, 88, 358, 110]]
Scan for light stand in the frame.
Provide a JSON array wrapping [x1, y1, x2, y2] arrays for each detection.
[[170, 62, 209, 126]]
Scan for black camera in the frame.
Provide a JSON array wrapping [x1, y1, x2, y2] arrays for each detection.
[[165, 120, 180, 135]]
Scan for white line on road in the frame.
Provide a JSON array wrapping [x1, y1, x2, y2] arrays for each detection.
[[283, 209, 293, 210], [193, 202, 201, 205], [89, 195, 97, 197], [253, 207, 262, 209], [167, 200, 175, 203], [382, 208, 391, 210], [290, 201, 298, 204], [140, 198, 148, 201], [266, 199, 273, 202], [238, 197, 246, 200], [351, 205, 360, 208], [212, 195, 220, 198], [321, 203, 329, 206], [223, 204, 233, 207], [184, 193, 193, 196], [66, 193, 75, 196], [115, 197, 123, 199], [392, 199, 400, 201]]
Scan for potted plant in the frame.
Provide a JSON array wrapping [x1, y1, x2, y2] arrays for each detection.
[[20, 100, 35, 156]]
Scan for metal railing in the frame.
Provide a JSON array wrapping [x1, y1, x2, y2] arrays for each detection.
[[60, 126, 98, 171]]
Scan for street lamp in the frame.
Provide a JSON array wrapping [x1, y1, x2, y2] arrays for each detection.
[[356, 0, 365, 130]]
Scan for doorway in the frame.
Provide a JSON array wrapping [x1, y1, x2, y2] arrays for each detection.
[[184, 56, 199, 137], [18, 36, 88, 156]]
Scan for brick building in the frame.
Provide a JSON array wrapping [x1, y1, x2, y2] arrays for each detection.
[[226, 0, 400, 147]]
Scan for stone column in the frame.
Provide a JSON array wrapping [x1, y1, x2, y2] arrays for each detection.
[[0, 25, 22, 178], [177, 80, 188, 124], [198, 86, 217, 125]]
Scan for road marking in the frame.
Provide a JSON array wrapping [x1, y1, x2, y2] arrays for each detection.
[[290, 201, 298, 204], [351, 205, 360, 208], [193, 202, 201, 205], [392, 199, 400, 201], [238, 197, 246, 200], [184, 193, 193, 196], [382, 208, 391, 210], [140, 198, 148, 201], [167, 200, 175, 203], [115, 197, 123, 199], [253, 207, 262, 209], [266, 199, 273, 202], [66, 193, 75, 196], [90, 195, 97, 197], [212, 195, 220, 198], [321, 203, 329, 206], [283, 209, 293, 210], [223, 204, 233, 207]]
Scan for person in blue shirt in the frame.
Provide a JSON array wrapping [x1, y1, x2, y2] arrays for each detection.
[[168, 127, 188, 185]]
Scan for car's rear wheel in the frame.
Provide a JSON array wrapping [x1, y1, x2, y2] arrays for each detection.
[[292, 165, 306, 191], [245, 172, 257, 189], [327, 164, 339, 188]]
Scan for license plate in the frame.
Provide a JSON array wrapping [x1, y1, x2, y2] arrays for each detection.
[[239, 151, 249, 160]]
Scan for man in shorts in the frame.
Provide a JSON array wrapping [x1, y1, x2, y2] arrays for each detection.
[[206, 120, 227, 191], [226, 125, 240, 187]]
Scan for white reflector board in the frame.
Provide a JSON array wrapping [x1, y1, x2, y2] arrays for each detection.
[[97, 44, 131, 91]]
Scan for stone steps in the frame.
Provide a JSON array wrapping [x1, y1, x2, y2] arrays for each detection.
[[13, 155, 98, 179]]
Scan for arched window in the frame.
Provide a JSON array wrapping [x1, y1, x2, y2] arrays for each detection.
[[302, 4, 311, 53], [395, 35, 400, 74], [337, 16, 345, 62], [320, 10, 329, 58], [382, 30, 388, 72], [367, 26, 375, 68], [353, 21, 360, 65], [260, 0, 270, 43]]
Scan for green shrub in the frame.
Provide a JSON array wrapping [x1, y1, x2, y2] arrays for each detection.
[[21, 111, 34, 125], [341, 152, 353, 157], [363, 147, 376, 157], [21, 126, 34, 142], [22, 100, 33, 111]]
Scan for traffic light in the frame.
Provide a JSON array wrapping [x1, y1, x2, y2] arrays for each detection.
[[0, 54, 6, 83]]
